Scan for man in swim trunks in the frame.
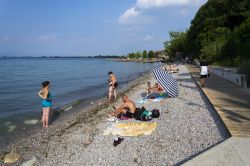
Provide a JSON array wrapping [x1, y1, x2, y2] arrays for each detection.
[[110, 95, 136, 117], [108, 71, 118, 102]]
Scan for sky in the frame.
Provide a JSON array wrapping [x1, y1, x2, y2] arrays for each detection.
[[0, 0, 207, 57]]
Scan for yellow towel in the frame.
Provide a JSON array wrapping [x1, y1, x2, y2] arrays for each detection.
[[103, 122, 157, 136]]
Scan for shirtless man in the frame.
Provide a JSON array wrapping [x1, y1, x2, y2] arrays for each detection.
[[108, 71, 118, 102], [110, 95, 136, 117]]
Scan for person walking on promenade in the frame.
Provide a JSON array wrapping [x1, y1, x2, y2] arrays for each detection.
[[108, 71, 118, 102], [200, 57, 210, 87], [38, 81, 52, 128]]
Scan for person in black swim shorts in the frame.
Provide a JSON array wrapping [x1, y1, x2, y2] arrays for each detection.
[[108, 71, 118, 102], [109, 95, 136, 117]]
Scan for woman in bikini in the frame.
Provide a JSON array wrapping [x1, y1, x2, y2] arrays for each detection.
[[38, 81, 52, 128]]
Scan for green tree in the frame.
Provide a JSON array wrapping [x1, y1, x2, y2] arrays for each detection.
[[135, 51, 142, 59], [128, 53, 136, 59], [143, 50, 147, 59], [164, 31, 187, 59], [183, 0, 250, 66], [148, 50, 155, 59]]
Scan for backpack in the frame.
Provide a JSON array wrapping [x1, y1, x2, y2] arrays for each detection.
[[151, 109, 161, 118], [134, 107, 152, 121]]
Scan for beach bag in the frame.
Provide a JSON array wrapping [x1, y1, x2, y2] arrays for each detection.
[[141, 112, 153, 121], [134, 107, 152, 121], [151, 109, 160, 118], [134, 107, 145, 119]]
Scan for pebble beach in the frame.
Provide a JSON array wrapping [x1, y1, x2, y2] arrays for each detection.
[[0, 64, 230, 166]]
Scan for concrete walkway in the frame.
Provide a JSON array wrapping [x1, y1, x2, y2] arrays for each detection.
[[183, 64, 250, 166], [183, 137, 250, 166], [186, 64, 250, 137]]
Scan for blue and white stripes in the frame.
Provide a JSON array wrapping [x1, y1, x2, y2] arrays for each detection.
[[152, 68, 178, 97]]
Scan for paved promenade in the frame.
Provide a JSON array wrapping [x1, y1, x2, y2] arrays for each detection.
[[184, 64, 250, 166], [183, 137, 250, 166], [186, 64, 250, 137]]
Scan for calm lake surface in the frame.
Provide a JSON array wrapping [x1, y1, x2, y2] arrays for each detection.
[[0, 58, 160, 138]]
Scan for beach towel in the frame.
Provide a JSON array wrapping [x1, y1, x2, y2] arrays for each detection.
[[137, 96, 164, 104], [119, 116, 132, 120], [152, 96, 164, 102], [103, 122, 157, 136], [137, 99, 147, 104]]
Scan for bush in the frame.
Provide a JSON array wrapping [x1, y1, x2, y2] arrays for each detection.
[[212, 61, 220, 66], [238, 60, 250, 74], [233, 56, 241, 66]]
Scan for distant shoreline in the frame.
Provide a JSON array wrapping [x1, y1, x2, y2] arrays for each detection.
[[0, 56, 166, 63], [0, 56, 123, 59], [106, 58, 165, 63]]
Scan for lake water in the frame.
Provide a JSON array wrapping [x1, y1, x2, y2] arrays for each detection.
[[0, 58, 160, 139]]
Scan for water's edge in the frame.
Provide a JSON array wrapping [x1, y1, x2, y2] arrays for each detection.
[[0, 69, 153, 149]]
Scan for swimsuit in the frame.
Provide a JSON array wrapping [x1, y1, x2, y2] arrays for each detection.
[[123, 107, 134, 117], [124, 111, 134, 117], [114, 82, 118, 89], [109, 80, 118, 89], [42, 92, 52, 107]]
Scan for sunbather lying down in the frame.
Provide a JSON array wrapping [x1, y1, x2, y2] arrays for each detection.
[[164, 64, 179, 73], [146, 82, 164, 94], [109, 95, 137, 118]]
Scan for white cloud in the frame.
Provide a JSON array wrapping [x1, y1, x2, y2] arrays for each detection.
[[119, 7, 140, 24], [118, 0, 205, 24], [119, 7, 156, 25], [144, 35, 155, 41], [136, 0, 202, 8], [39, 34, 56, 40]]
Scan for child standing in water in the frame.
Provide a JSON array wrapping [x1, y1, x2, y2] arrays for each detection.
[[38, 81, 52, 128]]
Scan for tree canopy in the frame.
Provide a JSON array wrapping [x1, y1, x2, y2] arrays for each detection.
[[165, 0, 250, 66]]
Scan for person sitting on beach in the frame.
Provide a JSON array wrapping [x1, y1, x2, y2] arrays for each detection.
[[38, 81, 52, 128], [169, 64, 179, 73], [164, 64, 179, 73], [164, 65, 170, 71], [146, 83, 165, 98], [151, 83, 164, 92], [108, 71, 118, 102], [109, 95, 136, 118]]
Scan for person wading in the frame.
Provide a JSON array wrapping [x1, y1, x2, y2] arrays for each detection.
[[38, 81, 52, 128], [108, 71, 118, 102]]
